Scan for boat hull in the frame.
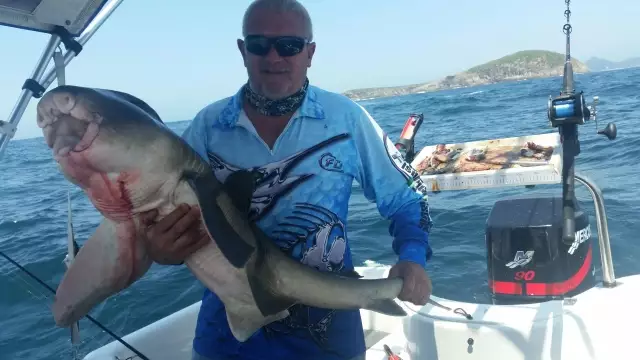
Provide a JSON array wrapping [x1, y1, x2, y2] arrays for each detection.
[[83, 264, 640, 360]]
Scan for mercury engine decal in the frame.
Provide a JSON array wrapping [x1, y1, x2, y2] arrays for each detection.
[[505, 251, 535, 269], [568, 224, 592, 255]]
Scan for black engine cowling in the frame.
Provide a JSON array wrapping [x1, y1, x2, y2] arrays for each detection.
[[485, 194, 595, 305]]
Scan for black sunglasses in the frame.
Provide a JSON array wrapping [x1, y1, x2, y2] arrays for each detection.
[[244, 35, 309, 57]]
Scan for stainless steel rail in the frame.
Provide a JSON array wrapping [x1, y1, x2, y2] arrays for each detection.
[[575, 172, 616, 287]]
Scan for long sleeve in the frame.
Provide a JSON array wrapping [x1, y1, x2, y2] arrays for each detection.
[[351, 104, 433, 268]]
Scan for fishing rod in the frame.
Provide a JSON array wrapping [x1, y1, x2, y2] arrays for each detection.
[[64, 190, 81, 350], [0, 250, 149, 360], [546, 0, 616, 246], [0, 191, 150, 360]]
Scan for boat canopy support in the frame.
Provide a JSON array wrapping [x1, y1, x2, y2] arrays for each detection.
[[0, 0, 124, 161]]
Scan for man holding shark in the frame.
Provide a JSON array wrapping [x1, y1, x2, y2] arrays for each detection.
[[140, 0, 435, 359]]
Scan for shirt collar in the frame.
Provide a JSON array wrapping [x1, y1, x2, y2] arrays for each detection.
[[215, 83, 326, 128]]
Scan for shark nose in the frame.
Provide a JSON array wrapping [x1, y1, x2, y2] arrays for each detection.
[[52, 92, 76, 114], [36, 96, 59, 128]]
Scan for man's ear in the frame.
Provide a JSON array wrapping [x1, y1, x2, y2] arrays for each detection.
[[237, 39, 247, 64], [306, 42, 316, 68]]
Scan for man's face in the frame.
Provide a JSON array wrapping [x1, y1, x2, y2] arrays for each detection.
[[238, 9, 316, 100]]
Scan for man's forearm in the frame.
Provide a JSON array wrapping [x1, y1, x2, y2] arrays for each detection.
[[398, 240, 430, 268], [387, 196, 433, 268], [390, 212, 432, 269]]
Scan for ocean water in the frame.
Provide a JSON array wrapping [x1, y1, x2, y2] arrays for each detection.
[[1, 68, 640, 359]]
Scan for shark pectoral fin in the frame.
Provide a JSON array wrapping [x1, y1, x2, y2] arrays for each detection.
[[183, 171, 255, 268], [366, 299, 407, 317], [52, 218, 152, 327], [226, 309, 290, 342], [222, 169, 256, 216]]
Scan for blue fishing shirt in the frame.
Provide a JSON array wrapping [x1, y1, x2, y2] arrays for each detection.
[[181, 83, 434, 360]]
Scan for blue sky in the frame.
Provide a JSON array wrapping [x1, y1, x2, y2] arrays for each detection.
[[1, 0, 638, 139]]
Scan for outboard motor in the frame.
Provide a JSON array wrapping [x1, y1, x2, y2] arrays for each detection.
[[395, 113, 423, 163], [485, 194, 595, 305]]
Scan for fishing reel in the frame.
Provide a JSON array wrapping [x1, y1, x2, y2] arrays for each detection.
[[547, 92, 617, 141], [547, 92, 589, 126]]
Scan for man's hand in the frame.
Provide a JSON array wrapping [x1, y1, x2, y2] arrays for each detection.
[[387, 260, 432, 306], [138, 204, 210, 265]]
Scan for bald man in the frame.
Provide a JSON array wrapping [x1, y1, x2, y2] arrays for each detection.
[[139, 1, 434, 359]]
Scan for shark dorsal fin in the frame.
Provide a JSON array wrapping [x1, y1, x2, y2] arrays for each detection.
[[222, 170, 256, 216]]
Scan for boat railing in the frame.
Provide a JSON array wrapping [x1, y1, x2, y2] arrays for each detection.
[[575, 173, 616, 286], [0, 0, 125, 161]]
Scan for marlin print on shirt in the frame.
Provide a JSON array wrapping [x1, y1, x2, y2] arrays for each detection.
[[207, 133, 350, 221], [206, 133, 351, 350]]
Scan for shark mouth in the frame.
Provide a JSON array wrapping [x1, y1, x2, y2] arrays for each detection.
[[36, 88, 102, 158]]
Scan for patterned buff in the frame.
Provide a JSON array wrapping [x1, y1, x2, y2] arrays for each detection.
[[244, 78, 310, 116]]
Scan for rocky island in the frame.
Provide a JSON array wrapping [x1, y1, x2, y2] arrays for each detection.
[[342, 50, 589, 101]]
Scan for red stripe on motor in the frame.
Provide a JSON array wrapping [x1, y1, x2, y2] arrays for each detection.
[[525, 246, 592, 296], [490, 279, 523, 295], [489, 245, 592, 296]]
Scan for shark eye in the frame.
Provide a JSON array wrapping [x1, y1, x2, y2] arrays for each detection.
[[90, 112, 104, 124]]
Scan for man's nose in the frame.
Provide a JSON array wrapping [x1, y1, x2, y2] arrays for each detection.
[[264, 45, 283, 61]]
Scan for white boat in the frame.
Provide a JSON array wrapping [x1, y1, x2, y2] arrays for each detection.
[[81, 262, 640, 360], [0, 1, 635, 360]]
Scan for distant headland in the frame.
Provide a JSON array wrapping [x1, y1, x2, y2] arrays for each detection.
[[342, 50, 589, 101], [585, 56, 640, 71]]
